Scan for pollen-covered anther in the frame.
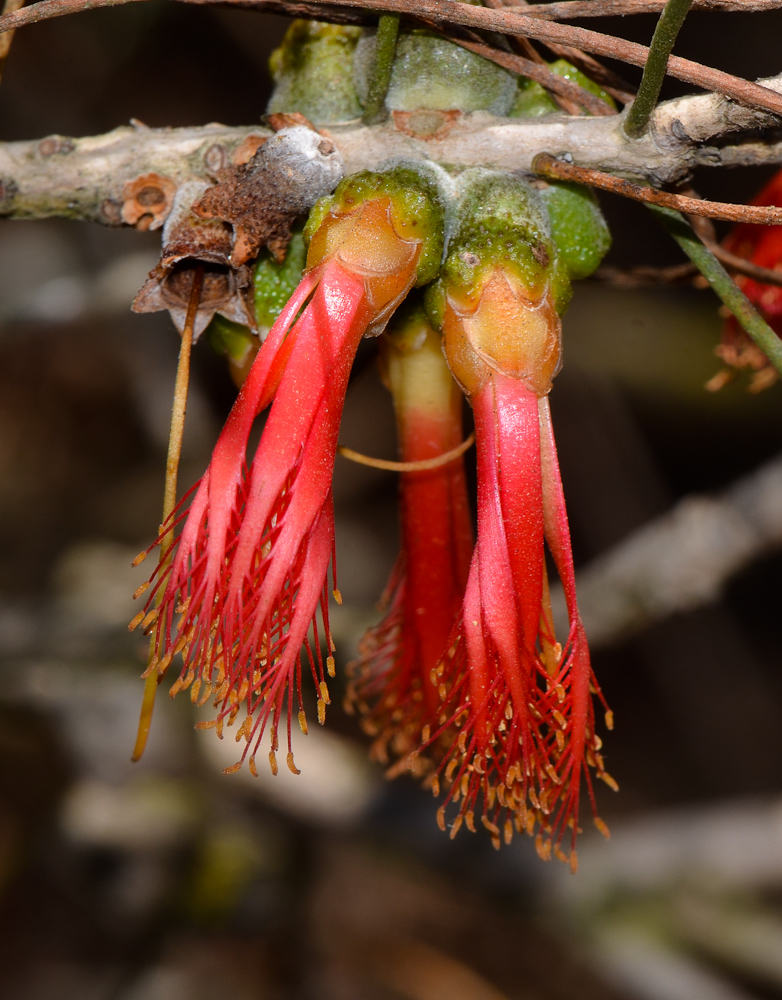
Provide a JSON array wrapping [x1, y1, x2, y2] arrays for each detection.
[[594, 816, 611, 839], [545, 763, 562, 786], [333, 588, 343, 605], [436, 805, 447, 832], [129, 610, 146, 632], [298, 709, 308, 734], [552, 709, 567, 729], [223, 761, 243, 775], [269, 749, 278, 775], [449, 815, 463, 840], [287, 751, 300, 775], [317, 699, 326, 725], [535, 835, 552, 862], [249, 755, 258, 778], [605, 710, 615, 730], [600, 772, 619, 792], [326, 655, 336, 678], [465, 810, 476, 833]]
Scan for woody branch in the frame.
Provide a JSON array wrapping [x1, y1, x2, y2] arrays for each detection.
[[1, 74, 781, 226]]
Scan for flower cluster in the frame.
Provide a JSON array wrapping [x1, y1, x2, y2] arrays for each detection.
[[133, 162, 615, 869]]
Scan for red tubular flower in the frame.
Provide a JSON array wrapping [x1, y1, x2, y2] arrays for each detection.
[[426, 203, 614, 868], [132, 167, 445, 776], [347, 303, 473, 776], [714, 169, 782, 391]]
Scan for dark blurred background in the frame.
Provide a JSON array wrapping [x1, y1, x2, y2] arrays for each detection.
[[0, 4, 781, 999]]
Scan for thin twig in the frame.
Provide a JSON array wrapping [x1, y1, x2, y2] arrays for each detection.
[[649, 204, 782, 378], [3, 0, 782, 120], [533, 153, 782, 225], [132, 265, 203, 763], [301, 0, 782, 118], [0, 0, 24, 83], [497, 0, 637, 104], [482, 0, 584, 115], [510, 0, 782, 19], [592, 262, 698, 286], [707, 242, 782, 287], [362, 13, 400, 124], [338, 433, 475, 472], [625, 0, 693, 138], [431, 27, 616, 116]]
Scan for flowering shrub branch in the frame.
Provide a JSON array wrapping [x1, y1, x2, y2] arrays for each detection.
[[1, 73, 781, 229]]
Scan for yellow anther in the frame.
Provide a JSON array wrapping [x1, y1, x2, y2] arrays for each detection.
[[223, 761, 242, 775], [287, 752, 300, 775], [594, 816, 611, 839], [326, 655, 336, 678], [298, 710, 308, 734], [269, 749, 278, 776]]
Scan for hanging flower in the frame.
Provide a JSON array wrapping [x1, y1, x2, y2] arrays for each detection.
[[712, 168, 782, 392], [347, 301, 473, 778], [423, 173, 614, 869], [131, 165, 445, 777]]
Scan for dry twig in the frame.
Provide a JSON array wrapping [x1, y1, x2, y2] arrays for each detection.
[[511, 0, 782, 19], [1, 0, 782, 118], [534, 153, 782, 225]]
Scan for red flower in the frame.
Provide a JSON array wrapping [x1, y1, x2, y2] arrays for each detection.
[[714, 169, 782, 392], [347, 303, 473, 776], [431, 264, 614, 870], [133, 175, 443, 776]]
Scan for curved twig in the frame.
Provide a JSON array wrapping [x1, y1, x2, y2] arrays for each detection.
[[1, 0, 782, 120], [534, 153, 782, 225]]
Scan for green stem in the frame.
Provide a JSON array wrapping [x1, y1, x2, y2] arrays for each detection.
[[649, 204, 782, 379], [362, 14, 400, 125], [624, 0, 693, 139]]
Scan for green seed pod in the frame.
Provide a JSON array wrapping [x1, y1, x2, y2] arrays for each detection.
[[538, 181, 611, 280], [268, 20, 363, 125], [353, 29, 517, 116], [305, 162, 448, 287], [509, 59, 616, 118]]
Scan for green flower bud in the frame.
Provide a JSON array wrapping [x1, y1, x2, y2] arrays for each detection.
[[538, 181, 611, 280], [268, 20, 363, 125], [354, 29, 516, 116]]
